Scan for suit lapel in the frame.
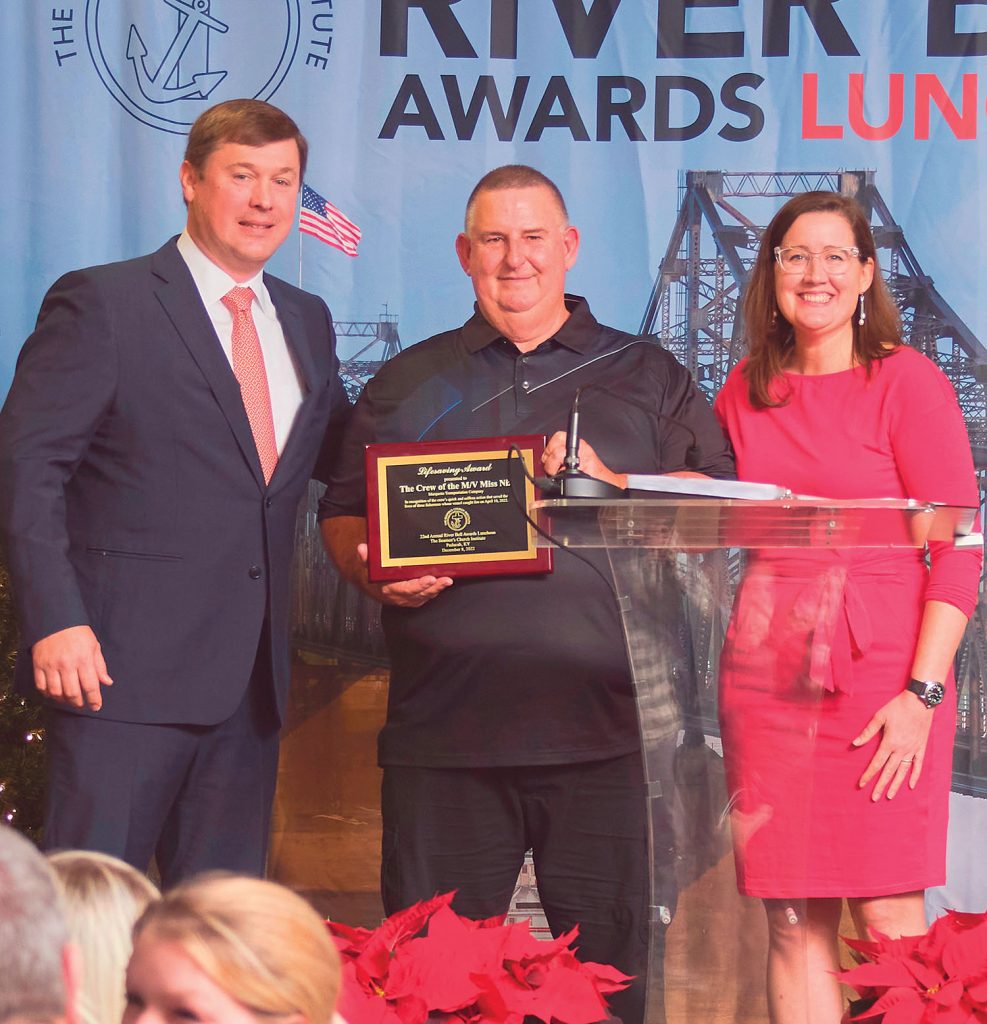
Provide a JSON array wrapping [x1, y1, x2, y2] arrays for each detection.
[[266, 276, 318, 395], [150, 239, 267, 489]]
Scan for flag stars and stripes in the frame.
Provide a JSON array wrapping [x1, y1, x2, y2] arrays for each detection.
[[299, 184, 361, 257]]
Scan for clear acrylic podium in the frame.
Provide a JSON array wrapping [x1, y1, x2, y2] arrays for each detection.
[[531, 494, 978, 1024]]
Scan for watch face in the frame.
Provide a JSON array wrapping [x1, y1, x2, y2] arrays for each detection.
[[924, 682, 946, 707]]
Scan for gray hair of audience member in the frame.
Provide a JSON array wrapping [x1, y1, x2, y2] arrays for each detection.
[[0, 826, 71, 1024], [132, 874, 341, 1024], [48, 851, 159, 1024], [463, 164, 569, 230]]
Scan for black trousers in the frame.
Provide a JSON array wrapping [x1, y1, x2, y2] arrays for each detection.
[[42, 649, 280, 889], [381, 751, 654, 1024]]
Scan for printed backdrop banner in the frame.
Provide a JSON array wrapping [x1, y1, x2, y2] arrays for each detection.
[[5, 3, 987, 375], [3, 2, 987, 909]]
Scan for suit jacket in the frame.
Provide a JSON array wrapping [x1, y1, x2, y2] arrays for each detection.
[[0, 238, 350, 726]]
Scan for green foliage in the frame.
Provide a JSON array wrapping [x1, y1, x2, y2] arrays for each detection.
[[0, 558, 44, 841]]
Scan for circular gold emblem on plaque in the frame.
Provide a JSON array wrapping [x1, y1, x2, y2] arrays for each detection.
[[444, 508, 470, 532]]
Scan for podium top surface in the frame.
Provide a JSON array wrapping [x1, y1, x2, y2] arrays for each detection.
[[530, 496, 980, 550]]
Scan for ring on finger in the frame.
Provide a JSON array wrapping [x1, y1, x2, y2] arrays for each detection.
[[900, 757, 914, 765]]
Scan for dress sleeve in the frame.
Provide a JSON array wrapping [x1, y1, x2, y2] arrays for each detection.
[[887, 354, 982, 617]]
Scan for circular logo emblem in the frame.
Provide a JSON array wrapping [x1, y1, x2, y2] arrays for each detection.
[[444, 508, 471, 532], [85, 0, 301, 134]]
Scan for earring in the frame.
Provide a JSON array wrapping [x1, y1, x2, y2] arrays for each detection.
[[858, 293, 866, 326]]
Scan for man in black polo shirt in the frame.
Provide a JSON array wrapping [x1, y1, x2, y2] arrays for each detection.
[[320, 165, 734, 1023]]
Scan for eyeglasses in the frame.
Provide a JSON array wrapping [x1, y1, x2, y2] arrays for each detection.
[[774, 245, 861, 275]]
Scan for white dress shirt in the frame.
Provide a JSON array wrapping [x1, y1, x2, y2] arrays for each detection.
[[177, 231, 305, 455]]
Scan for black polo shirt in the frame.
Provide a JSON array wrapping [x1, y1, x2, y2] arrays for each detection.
[[320, 296, 735, 767]]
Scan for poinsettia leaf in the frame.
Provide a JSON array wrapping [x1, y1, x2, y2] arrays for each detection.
[[843, 935, 884, 960], [900, 957, 947, 991], [385, 934, 484, 1011], [576, 960, 634, 994], [867, 988, 924, 1017], [329, 920, 375, 953], [502, 923, 581, 963], [391, 992, 431, 1024], [868, 989, 925, 1024], [917, 916, 954, 967], [353, 893, 457, 980], [964, 973, 987, 1003], [328, 889, 647, 1024], [941, 911, 987, 933], [471, 972, 522, 1023], [470, 985, 525, 1024], [941, 918, 987, 980], [839, 961, 920, 989], [522, 963, 612, 1024], [426, 905, 511, 973], [863, 929, 925, 964], [845, 995, 882, 1021], [461, 911, 508, 930], [335, 965, 399, 1024], [929, 978, 964, 1007]]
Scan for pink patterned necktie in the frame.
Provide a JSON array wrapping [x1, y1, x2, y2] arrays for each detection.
[[221, 286, 278, 484]]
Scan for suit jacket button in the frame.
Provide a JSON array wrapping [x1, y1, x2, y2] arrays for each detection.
[[265, 497, 273, 508], [248, 566, 263, 580]]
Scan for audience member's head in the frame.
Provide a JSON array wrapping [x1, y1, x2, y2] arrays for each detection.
[[0, 826, 78, 1024], [48, 851, 158, 1024], [125, 874, 340, 1024]]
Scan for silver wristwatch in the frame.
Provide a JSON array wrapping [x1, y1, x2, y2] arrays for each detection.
[[906, 678, 945, 709]]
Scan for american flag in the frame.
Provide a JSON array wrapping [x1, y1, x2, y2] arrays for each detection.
[[299, 184, 361, 257]]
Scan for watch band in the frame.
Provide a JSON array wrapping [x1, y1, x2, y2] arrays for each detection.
[[906, 678, 945, 708]]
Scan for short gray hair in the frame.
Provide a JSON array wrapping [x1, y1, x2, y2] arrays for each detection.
[[464, 165, 568, 231], [0, 827, 69, 1024]]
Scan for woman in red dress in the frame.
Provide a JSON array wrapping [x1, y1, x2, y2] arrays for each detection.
[[714, 191, 981, 1023]]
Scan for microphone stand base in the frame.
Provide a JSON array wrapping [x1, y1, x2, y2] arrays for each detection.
[[556, 472, 627, 499]]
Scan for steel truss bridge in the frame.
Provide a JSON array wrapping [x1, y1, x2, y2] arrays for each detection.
[[292, 171, 987, 790], [336, 313, 402, 403]]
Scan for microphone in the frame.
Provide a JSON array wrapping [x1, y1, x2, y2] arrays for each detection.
[[577, 383, 704, 469], [563, 398, 581, 473], [550, 388, 627, 498], [547, 382, 705, 498]]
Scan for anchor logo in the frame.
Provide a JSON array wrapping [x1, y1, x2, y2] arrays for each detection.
[[126, 0, 227, 104], [85, 0, 301, 135]]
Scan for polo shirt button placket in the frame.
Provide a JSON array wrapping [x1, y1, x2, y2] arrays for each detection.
[[516, 354, 531, 412]]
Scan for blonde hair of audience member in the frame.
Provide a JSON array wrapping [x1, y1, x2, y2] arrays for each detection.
[[125, 874, 340, 1024], [47, 851, 159, 1024]]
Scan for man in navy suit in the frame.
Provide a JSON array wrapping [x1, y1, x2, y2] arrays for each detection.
[[0, 99, 350, 885]]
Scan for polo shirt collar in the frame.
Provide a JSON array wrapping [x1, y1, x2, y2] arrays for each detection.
[[461, 295, 598, 354]]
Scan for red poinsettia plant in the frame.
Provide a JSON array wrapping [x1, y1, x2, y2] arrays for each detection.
[[837, 910, 987, 1023], [327, 892, 631, 1024]]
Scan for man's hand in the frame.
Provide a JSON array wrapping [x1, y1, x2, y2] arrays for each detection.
[[32, 625, 112, 711], [322, 516, 452, 607], [542, 431, 628, 490], [356, 543, 452, 608]]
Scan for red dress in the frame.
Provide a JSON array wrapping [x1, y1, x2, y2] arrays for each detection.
[[713, 348, 981, 898]]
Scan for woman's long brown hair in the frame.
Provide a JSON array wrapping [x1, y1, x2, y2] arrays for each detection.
[[742, 191, 902, 408]]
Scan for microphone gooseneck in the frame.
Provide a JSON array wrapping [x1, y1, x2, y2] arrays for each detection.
[[553, 385, 627, 499], [554, 381, 705, 495], [563, 396, 581, 473]]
